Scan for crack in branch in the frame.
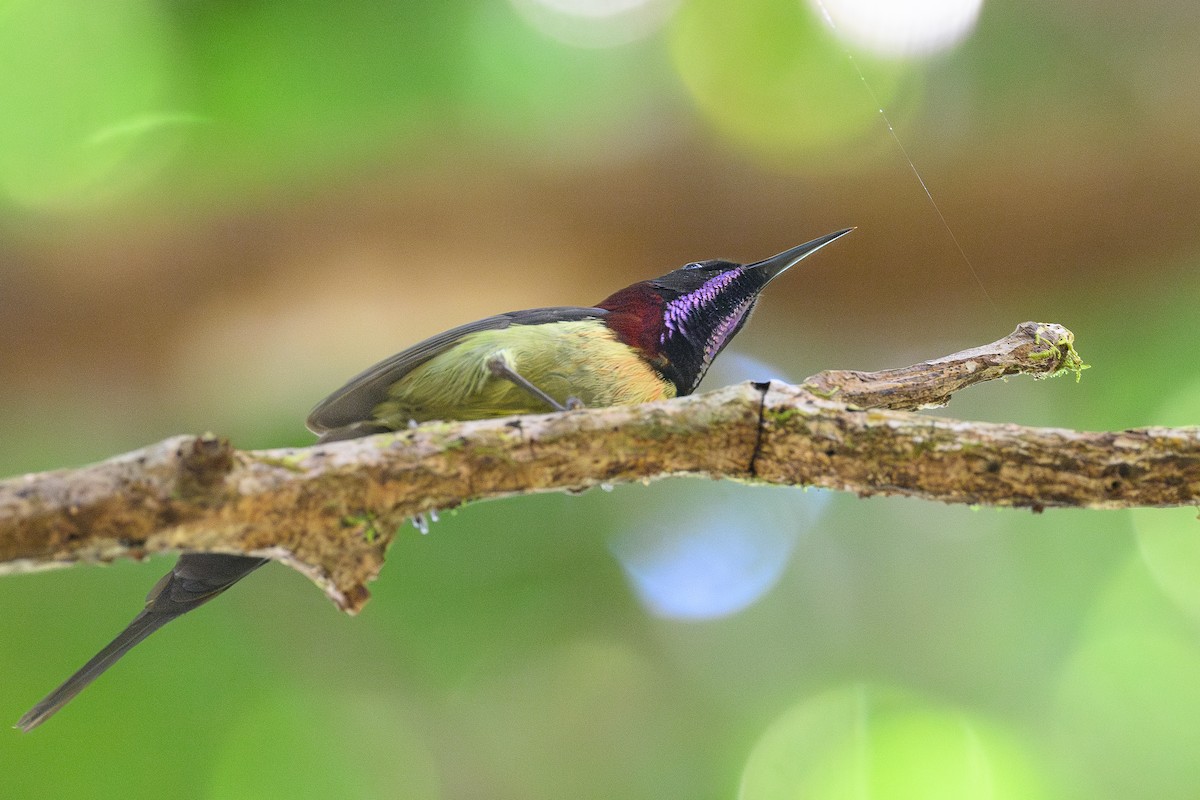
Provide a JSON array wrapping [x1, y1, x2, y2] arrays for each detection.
[[747, 380, 772, 478]]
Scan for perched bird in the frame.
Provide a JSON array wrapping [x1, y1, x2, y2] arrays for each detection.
[[17, 228, 851, 731]]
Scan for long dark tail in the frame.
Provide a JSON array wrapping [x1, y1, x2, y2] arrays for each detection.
[[16, 553, 267, 732]]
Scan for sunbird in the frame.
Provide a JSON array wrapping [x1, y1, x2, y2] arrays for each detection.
[[17, 228, 851, 731]]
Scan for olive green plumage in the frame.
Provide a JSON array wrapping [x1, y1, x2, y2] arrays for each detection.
[[307, 308, 676, 441], [374, 321, 674, 421]]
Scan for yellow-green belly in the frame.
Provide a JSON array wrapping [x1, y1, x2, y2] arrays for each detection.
[[372, 321, 675, 425]]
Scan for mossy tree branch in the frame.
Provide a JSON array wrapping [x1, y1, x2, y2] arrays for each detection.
[[1, 322, 1195, 613]]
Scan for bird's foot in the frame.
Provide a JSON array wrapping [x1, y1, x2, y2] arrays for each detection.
[[487, 354, 571, 413]]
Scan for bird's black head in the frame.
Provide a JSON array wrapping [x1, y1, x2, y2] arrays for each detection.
[[599, 228, 852, 396]]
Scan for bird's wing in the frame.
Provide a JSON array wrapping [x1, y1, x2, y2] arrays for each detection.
[[306, 306, 608, 434]]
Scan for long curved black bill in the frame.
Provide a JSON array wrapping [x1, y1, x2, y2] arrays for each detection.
[[746, 227, 854, 283]]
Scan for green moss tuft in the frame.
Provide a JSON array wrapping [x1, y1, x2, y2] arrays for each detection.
[[1030, 326, 1090, 383]]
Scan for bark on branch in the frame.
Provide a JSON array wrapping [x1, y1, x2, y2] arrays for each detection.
[[1, 321, 1195, 613]]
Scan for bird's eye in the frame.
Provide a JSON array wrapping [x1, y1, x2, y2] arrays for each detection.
[[682, 262, 705, 270]]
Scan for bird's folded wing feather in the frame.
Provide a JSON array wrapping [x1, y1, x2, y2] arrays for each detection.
[[305, 306, 608, 434]]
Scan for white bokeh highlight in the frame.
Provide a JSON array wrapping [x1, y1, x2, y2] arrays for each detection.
[[809, 0, 985, 57], [510, 0, 680, 48]]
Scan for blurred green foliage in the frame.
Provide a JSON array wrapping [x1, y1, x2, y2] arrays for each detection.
[[0, 0, 179, 207], [2, 0, 1199, 798], [671, 0, 914, 160]]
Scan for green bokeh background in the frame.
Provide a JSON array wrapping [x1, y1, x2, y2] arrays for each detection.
[[2, 1, 1199, 797]]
